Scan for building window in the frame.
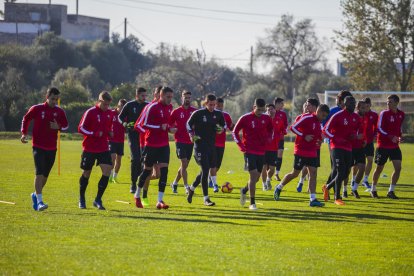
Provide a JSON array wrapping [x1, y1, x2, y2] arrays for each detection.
[[30, 12, 41, 22]]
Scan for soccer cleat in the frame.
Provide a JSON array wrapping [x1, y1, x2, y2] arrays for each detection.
[[334, 199, 345, 206], [309, 199, 325, 207], [130, 184, 137, 194], [387, 191, 399, 199], [37, 201, 48, 211], [204, 199, 216, 206], [93, 200, 106, 210], [342, 191, 348, 198], [79, 201, 86, 209], [273, 188, 282, 201], [240, 189, 247, 206], [135, 197, 143, 208], [213, 184, 219, 193], [171, 184, 178, 194], [31, 193, 38, 211], [208, 180, 214, 188], [249, 204, 257, 210], [351, 190, 360, 199], [187, 188, 194, 204], [142, 197, 149, 207], [362, 181, 372, 189], [322, 184, 330, 201], [296, 182, 303, 193], [275, 174, 281, 181], [109, 175, 113, 183], [370, 191, 379, 198], [156, 201, 169, 209]]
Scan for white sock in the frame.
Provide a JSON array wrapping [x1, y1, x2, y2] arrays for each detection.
[[277, 184, 283, 190], [363, 175, 369, 182], [262, 181, 266, 186], [371, 185, 377, 192], [203, 196, 209, 201], [158, 192, 164, 202], [310, 193, 316, 201], [276, 170, 280, 174], [110, 170, 114, 176], [184, 183, 189, 188], [352, 182, 359, 191], [389, 184, 396, 192], [190, 185, 195, 191], [266, 177, 271, 183], [134, 187, 142, 198], [211, 176, 217, 185], [113, 172, 118, 178], [352, 175, 356, 181], [299, 176, 305, 184], [172, 180, 177, 186], [343, 186, 348, 192], [36, 193, 43, 204]]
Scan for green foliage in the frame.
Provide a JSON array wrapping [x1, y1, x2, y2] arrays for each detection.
[[110, 83, 136, 103], [57, 80, 91, 105], [0, 140, 414, 274]]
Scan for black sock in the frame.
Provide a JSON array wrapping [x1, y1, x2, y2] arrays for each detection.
[[138, 169, 152, 188], [143, 189, 148, 198], [242, 185, 249, 194], [250, 197, 255, 205], [96, 175, 109, 202], [159, 167, 168, 192], [79, 175, 89, 202]]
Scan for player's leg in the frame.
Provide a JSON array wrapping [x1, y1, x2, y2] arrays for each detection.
[[109, 151, 116, 183], [128, 131, 141, 194], [387, 148, 402, 199], [155, 146, 170, 209], [275, 140, 284, 181], [308, 166, 324, 207], [330, 149, 347, 205], [79, 151, 95, 209], [266, 165, 275, 191], [240, 154, 252, 206], [274, 155, 302, 200], [134, 147, 153, 208], [297, 166, 308, 193], [92, 151, 112, 210], [210, 146, 224, 192], [261, 164, 268, 191], [248, 155, 264, 210], [362, 142, 374, 188], [113, 154, 122, 183]]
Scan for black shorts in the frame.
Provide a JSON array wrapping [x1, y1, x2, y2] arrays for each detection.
[[265, 151, 278, 166], [142, 146, 170, 167], [375, 147, 402, 166], [215, 146, 225, 169], [316, 149, 321, 168], [109, 142, 124, 156], [194, 146, 217, 169], [176, 143, 193, 160], [364, 142, 375, 157], [32, 147, 56, 177], [278, 139, 285, 150], [293, 154, 318, 170], [332, 148, 353, 172], [80, 151, 112, 170], [352, 148, 366, 165], [244, 153, 264, 172]]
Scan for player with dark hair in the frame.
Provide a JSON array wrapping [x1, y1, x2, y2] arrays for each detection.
[[186, 94, 226, 206], [371, 95, 405, 199], [169, 90, 197, 194], [361, 97, 378, 189], [273, 102, 329, 207], [118, 87, 148, 194], [233, 98, 273, 210], [322, 96, 360, 205], [273, 97, 288, 181], [78, 91, 114, 210], [134, 87, 175, 209], [109, 99, 127, 183], [261, 103, 279, 191], [21, 87, 69, 211]]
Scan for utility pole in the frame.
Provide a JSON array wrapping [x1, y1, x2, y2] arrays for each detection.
[[250, 46, 253, 74], [124, 18, 127, 39], [76, 0, 79, 21]]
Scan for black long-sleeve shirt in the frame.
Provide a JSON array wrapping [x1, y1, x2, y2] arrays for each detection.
[[118, 100, 148, 133], [186, 108, 225, 148]]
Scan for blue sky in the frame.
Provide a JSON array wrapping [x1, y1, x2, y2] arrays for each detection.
[[12, 0, 343, 72]]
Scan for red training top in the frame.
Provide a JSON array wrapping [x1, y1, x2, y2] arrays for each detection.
[[377, 109, 405, 149], [274, 110, 288, 141], [169, 105, 197, 144], [364, 110, 378, 144], [290, 113, 321, 158], [142, 101, 173, 148], [215, 111, 233, 148], [21, 102, 69, 150], [109, 109, 125, 143]]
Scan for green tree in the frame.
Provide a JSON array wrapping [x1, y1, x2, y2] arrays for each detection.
[[337, 0, 414, 91], [256, 15, 327, 99], [55, 80, 91, 105], [110, 82, 137, 103]]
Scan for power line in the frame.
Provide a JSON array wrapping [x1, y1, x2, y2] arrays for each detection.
[[126, 22, 158, 45]]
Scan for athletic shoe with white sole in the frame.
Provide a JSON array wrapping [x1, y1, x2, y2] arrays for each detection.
[[93, 200, 105, 210], [37, 201, 48, 211], [249, 204, 257, 210], [31, 193, 38, 211], [309, 199, 324, 207]]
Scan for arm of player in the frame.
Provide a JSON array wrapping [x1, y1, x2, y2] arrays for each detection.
[[21, 106, 36, 143], [78, 110, 101, 137], [117, 102, 128, 125], [59, 109, 69, 131], [232, 117, 246, 152]]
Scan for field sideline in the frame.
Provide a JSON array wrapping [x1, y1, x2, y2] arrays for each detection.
[[0, 140, 413, 274]]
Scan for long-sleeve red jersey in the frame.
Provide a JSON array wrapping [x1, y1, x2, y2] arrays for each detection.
[[364, 110, 378, 144], [142, 101, 173, 148], [265, 115, 281, 152], [109, 109, 125, 143], [232, 112, 273, 155], [352, 114, 366, 149], [274, 110, 288, 140], [21, 102, 69, 150], [323, 109, 360, 152], [169, 105, 197, 144], [377, 109, 405, 149], [78, 105, 114, 153], [290, 113, 321, 158], [215, 111, 233, 148]]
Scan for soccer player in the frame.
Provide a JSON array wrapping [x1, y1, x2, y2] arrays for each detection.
[[371, 95, 405, 199], [350, 100, 368, 198], [296, 101, 311, 192], [134, 87, 175, 209], [273, 97, 288, 181], [233, 98, 273, 210], [261, 103, 279, 191], [118, 87, 148, 194], [169, 90, 197, 194], [273, 101, 329, 207], [322, 96, 360, 205], [209, 97, 234, 192], [361, 97, 378, 189], [21, 87, 69, 211], [186, 94, 226, 206], [78, 91, 114, 210], [109, 99, 127, 183]]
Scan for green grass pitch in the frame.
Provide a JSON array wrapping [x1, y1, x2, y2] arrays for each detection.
[[0, 140, 413, 274]]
